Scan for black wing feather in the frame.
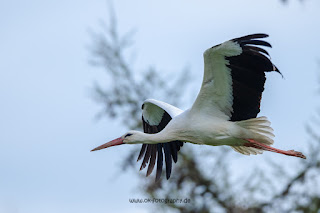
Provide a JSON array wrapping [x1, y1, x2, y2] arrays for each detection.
[[245, 45, 270, 56], [140, 144, 151, 170], [155, 144, 163, 181], [170, 141, 179, 163], [232, 33, 268, 41], [138, 110, 183, 180], [137, 144, 146, 161], [227, 34, 282, 121], [163, 143, 172, 179], [146, 145, 157, 177], [240, 39, 272, 48]]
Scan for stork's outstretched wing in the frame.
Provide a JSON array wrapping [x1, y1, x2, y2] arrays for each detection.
[[138, 99, 184, 180], [191, 34, 281, 121]]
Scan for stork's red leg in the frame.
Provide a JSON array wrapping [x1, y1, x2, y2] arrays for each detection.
[[244, 139, 306, 159]]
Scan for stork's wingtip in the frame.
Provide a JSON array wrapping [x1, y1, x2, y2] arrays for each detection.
[[166, 174, 171, 180], [255, 33, 269, 38], [140, 164, 146, 171]]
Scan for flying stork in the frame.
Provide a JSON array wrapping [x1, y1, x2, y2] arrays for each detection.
[[91, 33, 306, 181]]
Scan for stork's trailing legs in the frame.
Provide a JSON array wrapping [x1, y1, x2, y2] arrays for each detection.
[[244, 139, 306, 159]]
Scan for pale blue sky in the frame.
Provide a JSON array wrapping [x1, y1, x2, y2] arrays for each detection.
[[0, 0, 319, 212]]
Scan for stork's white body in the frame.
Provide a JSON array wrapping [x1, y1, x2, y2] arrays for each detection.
[[139, 99, 272, 154], [148, 107, 238, 146]]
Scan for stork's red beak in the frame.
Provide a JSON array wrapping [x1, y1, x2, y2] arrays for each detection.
[[91, 137, 124, 152]]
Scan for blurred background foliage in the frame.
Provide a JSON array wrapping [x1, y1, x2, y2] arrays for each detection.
[[90, 1, 320, 212]]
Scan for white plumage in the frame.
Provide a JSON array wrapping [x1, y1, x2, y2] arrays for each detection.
[[92, 33, 306, 180]]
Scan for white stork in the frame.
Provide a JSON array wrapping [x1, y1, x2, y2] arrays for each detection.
[[91, 34, 306, 180]]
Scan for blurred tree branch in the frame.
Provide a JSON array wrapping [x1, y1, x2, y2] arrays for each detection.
[[89, 7, 319, 213], [89, 12, 190, 130]]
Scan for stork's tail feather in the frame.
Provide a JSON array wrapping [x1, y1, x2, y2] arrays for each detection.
[[237, 116, 274, 145], [232, 116, 306, 159], [231, 116, 274, 156], [243, 139, 306, 159]]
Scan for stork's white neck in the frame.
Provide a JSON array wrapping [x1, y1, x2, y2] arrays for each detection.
[[125, 129, 178, 145]]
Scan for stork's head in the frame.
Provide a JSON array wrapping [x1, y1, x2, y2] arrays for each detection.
[[91, 130, 145, 152]]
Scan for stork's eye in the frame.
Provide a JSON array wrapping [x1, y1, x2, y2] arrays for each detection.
[[125, 133, 133, 137]]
